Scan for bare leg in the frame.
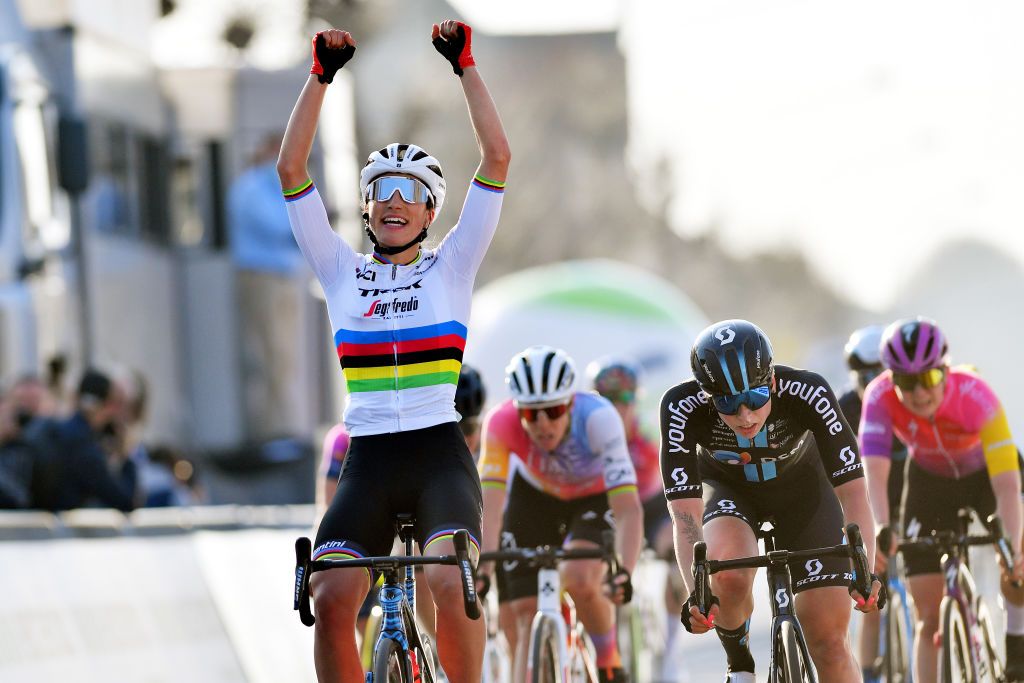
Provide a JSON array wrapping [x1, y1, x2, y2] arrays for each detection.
[[311, 568, 371, 682], [796, 586, 861, 683]]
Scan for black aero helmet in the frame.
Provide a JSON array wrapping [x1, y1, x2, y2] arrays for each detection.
[[690, 319, 774, 395], [455, 365, 486, 419]]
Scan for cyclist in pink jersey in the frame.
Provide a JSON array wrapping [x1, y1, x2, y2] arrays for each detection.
[[478, 346, 643, 683], [861, 317, 1024, 682]]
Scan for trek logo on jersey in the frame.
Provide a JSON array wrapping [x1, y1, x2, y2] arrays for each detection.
[[832, 446, 862, 478], [358, 279, 423, 298], [355, 266, 377, 282], [362, 296, 420, 319]]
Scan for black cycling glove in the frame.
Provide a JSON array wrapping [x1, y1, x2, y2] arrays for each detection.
[[681, 593, 719, 634], [432, 22, 475, 76], [311, 32, 355, 84]]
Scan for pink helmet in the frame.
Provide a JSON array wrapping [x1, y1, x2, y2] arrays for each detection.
[[880, 317, 948, 373]]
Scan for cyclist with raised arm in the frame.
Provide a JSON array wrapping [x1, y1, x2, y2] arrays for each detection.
[[837, 325, 909, 683], [860, 317, 1024, 683], [278, 20, 509, 682], [663, 320, 881, 683], [478, 346, 644, 683]]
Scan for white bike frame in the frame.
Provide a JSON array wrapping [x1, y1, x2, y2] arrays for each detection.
[[527, 566, 598, 682]]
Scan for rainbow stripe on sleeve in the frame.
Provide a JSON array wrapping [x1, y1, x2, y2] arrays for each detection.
[[283, 179, 315, 202], [334, 320, 467, 393], [472, 174, 505, 193]]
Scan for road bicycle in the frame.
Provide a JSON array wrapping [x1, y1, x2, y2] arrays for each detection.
[[481, 583, 513, 683], [616, 551, 669, 682], [479, 532, 621, 683], [870, 527, 914, 683], [692, 522, 874, 683], [294, 514, 480, 682], [897, 509, 1015, 683]]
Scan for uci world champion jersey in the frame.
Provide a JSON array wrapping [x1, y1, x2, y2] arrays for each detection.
[[285, 179, 504, 436]]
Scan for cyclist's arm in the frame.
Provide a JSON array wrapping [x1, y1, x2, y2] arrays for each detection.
[[477, 412, 512, 574], [974, 390, 1023, 561], [834, 477, 876, 570], [458, 62, 510, 189], [859, 378, 895, 528], [278, 76, 351, 287], [862, 456, 892, 530], [659, 385, 706, 594], [992, 469, 1023, 562], [608, 489, 643, 574], [588, 401, 642, 572], [668, 497, 705, 595]]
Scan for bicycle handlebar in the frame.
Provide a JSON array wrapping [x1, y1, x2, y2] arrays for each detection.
[[292, 529, 483, 626], [478, 529, 619, 570], [897, 513, 1021, 587], [691, 523, 871, 616]]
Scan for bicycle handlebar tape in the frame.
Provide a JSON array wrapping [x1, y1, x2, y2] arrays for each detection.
[[432, 22, 475, 76], [988, 515, 1024, 587], [294, 537, 316, 626], [692, 541, 710, 614], [311, 32, 355, 84], [845, 524, 873, 603], [453, 530, 481, 620]]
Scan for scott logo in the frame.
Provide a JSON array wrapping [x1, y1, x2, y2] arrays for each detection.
[[805, 559, 823, 576], [775, 589, 790, 608], [718, 499, 736, 511], [839, 447, 856, 466], [715, 326, 736, 345], [671, 468, 689, 486]]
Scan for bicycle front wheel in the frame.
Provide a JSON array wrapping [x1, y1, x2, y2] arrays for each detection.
[[775, 620, 816, 683], [975, 600, 1004, 683], [372, 637, 412, 683], [939, 597, 971, 683], [529, 614, 563, 683], [884, 586, 911, 683]]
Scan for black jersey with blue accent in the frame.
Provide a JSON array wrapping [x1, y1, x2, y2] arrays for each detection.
[[659, 365, 863, 500]]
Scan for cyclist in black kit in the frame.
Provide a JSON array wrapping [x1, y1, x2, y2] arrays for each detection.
[[662, 319, 881, 683]]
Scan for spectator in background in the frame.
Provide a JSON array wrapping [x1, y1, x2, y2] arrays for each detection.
[[228, 132, 306, 442], [0, 375, 58, 508], [27, 369, 137, 512]]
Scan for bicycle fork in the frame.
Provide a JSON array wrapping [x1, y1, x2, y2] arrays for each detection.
[[529, 566, 572, 679]]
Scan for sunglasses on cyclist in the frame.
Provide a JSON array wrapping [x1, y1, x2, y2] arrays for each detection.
[[892, 367, 946, 391], [368, 175, 431, 204], [518, 402, 571, 423], [710, 385, 771, 416]]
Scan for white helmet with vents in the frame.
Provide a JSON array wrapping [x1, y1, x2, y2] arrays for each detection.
[[359, 143, 446, 215], [505, 346, 577, 406]]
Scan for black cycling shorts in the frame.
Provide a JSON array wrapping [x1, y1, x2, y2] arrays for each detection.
[[900, 460, 996, 576], [314, 422, 483, 565], [495, 473, 612, 603], [702, 462, 850, 593]]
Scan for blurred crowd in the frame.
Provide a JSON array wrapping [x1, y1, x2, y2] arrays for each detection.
[[0, 361, 203, 512]]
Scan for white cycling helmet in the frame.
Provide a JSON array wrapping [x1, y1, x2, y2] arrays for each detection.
[[359, 143, 446, 216], [844, 325, 885, 371], [506, 346, 577, 406]]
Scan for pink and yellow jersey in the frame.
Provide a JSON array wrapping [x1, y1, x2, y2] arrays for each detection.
[[860, 366, 1017, 479], [319, 423, 351, 481], [479, 393, 638, 501]]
